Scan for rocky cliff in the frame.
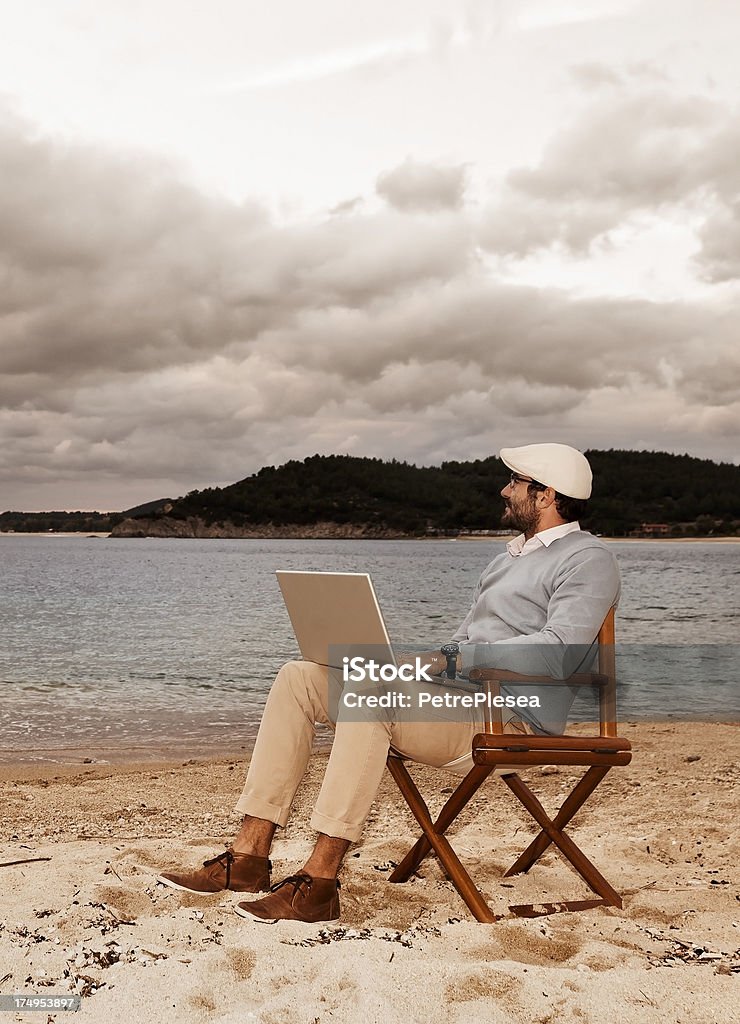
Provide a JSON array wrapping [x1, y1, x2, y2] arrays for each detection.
[[109, 516, 410, 539]]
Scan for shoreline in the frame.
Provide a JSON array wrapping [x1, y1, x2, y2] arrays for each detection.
[[1, 719, 738, 779], [1, 718, 738, 775], [2, 718, 737, 773], [1, 721, 738, 1023], [1, 531, 738, 542]]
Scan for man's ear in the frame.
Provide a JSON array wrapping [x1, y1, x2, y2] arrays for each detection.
[[538, 486, 557, 508]]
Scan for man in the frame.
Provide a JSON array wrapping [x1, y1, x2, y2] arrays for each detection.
[[158, 443, 620, 923]]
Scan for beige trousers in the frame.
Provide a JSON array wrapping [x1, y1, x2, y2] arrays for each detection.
[[235, 660, 528, 843]]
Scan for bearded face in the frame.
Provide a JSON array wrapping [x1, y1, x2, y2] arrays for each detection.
[[501, 485, 541, 535]]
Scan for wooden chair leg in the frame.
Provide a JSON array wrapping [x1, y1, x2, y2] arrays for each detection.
[[504, 766, 608, 876], [502, 773, 622, 907], [385, 758, 499, 922], [388, 760, 493, 882]]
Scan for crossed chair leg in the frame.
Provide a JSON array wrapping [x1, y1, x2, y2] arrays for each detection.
[[386, 757, 623, 923]]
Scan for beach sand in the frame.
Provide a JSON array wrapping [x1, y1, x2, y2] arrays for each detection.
[[1, 722, 738, 1023]]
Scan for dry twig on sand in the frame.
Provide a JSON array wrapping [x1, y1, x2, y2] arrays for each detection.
[[0, 856, 51, 868]]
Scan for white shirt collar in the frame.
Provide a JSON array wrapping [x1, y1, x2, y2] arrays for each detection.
[[506, 521, 581, 558]]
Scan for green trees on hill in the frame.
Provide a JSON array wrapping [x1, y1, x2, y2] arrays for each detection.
[[3, 451, 738, 536], [584, 450, 739, 535], [0, 510, 124, 533], [170, 450, 739, 536]]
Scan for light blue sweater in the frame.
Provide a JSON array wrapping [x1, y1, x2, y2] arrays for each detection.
[[453, 531, 620, 734]]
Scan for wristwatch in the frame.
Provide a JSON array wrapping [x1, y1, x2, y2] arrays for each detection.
[[440, 642, 460, 679]]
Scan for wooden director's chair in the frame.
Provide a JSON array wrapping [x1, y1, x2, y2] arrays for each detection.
[[386, 609, 632, 922]]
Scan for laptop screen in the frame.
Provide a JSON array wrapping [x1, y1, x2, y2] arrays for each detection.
[[276, 571, 396, 670]]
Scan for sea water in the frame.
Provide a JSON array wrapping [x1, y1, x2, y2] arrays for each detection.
[[1, 536, 738, 762]]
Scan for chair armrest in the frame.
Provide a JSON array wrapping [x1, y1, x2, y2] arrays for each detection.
[[468, 669, 608, 687]]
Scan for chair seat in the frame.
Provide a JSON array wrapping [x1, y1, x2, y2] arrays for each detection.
[[473, 733, 632, 767]]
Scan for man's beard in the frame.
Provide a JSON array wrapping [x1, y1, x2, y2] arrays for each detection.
[[501, 493, 540, 535]]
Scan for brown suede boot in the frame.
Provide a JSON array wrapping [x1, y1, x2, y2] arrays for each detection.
[[234, 872, 340, 923], [157, 849, 271, 894]]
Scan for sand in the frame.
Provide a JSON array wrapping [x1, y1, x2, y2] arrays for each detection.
[[1, 722, 738, 1024]]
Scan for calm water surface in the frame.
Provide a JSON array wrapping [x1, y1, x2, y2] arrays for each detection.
[[1, 536, 738, 762]]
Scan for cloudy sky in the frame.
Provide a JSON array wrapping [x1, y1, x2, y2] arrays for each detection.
[[1, 0, 738, 510]]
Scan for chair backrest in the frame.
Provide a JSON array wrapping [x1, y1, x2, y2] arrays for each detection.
[[471, 607, 620, 738], [597, 607, 617, 738]]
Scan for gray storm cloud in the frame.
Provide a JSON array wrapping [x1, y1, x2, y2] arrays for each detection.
[[376, 157, 467, 212], [479, 83, 740, 268], [0, 97, 737, 510]]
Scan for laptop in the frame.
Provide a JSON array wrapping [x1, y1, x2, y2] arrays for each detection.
[[276, 570, 396, 670]]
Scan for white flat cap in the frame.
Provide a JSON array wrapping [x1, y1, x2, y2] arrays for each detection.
[[500, 443, 592, 499]]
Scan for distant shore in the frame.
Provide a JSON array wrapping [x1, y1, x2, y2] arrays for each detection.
[[456, 535, 740, 543], [1, 530, 738, 542]]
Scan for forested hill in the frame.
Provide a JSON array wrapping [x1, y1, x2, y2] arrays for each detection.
[[108, 450, 739, 538]]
